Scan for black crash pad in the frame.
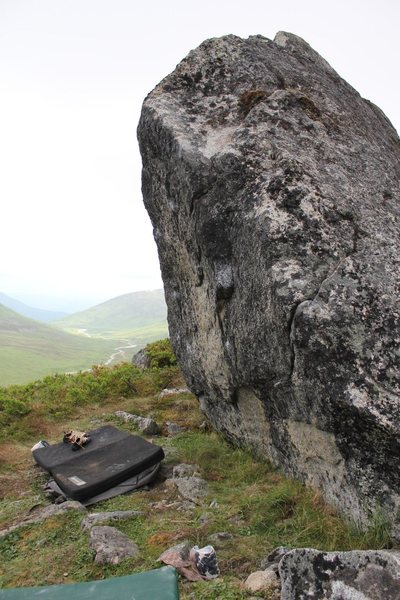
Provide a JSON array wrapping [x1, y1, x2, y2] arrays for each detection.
[[0, 566, 179, 599], [51, 434, 164, 501], [32, 425, 130, 470], [44, 463, 161, 506], [33, 425, 164, 503]]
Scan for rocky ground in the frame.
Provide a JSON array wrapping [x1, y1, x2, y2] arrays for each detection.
[[0, 385, 398, 598]]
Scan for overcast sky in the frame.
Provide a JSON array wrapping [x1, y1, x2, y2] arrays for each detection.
[[1, 0, 399, 312]]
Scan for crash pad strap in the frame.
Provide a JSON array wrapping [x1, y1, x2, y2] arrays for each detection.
[[0, 566, 179, 599]]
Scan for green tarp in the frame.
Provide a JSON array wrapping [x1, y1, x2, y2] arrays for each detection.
[[0, 566, 179, 599]]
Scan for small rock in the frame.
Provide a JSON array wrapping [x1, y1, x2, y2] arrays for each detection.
[[209, 499, 219, 508], [166, 422, 185, 435], [244, 569, 279, 592], [159, 387, 190, 398], [173, 463, 200, 478], [115, 410, 138, 422], [114, 411, 161, 435], [132, 348, 151, 369], [265, 563, 279, 574], [172, 476, 208, 504], [0, 501, 86, 538], [38, 501, 86, 517], [89, 526, 139, 565], [137, 416, 161, 435], [159, 542, 192, 565], [81, 510, 144, 531], [192, 544, 220, 579]]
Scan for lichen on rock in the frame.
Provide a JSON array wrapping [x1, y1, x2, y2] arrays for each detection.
[[138, 32, 400, 529]]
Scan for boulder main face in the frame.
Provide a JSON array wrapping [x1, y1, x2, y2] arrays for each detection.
[[138, 32, 400, 526]]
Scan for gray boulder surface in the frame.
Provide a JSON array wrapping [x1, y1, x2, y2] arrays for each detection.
[[0, 501, 86, 538], [114, 410, 161, 434], [138, 32, 400, 526], [172, 475, 209, 504], [279, 548, 400, 599], [89, 525, 140, 564], [132, 347, 151, 369]]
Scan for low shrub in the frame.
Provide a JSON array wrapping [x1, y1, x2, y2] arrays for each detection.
[[143, 339, 177, 368], [0, 343, 180, 442]]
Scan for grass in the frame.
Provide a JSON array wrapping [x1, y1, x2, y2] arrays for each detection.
[[0, 304, 117, 386], [0, 342, 117, 388], [0, 344, 396, 597]]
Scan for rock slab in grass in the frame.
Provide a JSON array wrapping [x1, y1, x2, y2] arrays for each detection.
[[279, 548, 400, 600], [89, 525, 139, 564], [138, 31, 400, 528], [81, 510, 144, 531], [0, 501, 86, 538], [160, 387, 190, 398], [114, 411, 161, 435]]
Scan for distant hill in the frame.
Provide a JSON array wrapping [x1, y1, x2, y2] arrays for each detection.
[[53, 289, 168, 343], [0, 292, 68, 322], [0, 304, 116, 386]]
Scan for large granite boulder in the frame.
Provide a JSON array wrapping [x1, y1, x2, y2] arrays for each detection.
[[138, 32, 400, 527]]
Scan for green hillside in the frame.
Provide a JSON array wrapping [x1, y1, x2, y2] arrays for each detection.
[[53, 289, 168, 341], [0, 304, 116, 386]]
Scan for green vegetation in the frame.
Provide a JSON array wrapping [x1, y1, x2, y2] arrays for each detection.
[[53, 289, 168, 341], [0, 290, 170, 386], [0, 342, 395, 597], [0, 304, 116, 386], [142, 338, 177, 368], [0, 364, 180, 442]]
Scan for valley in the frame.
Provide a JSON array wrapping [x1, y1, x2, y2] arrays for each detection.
[[0, 289, 168, 386]]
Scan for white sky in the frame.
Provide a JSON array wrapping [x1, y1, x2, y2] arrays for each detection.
[[1, 0, 399, 311]]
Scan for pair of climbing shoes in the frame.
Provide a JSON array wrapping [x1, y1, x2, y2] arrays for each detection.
[[63, 430, 91, 451]]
